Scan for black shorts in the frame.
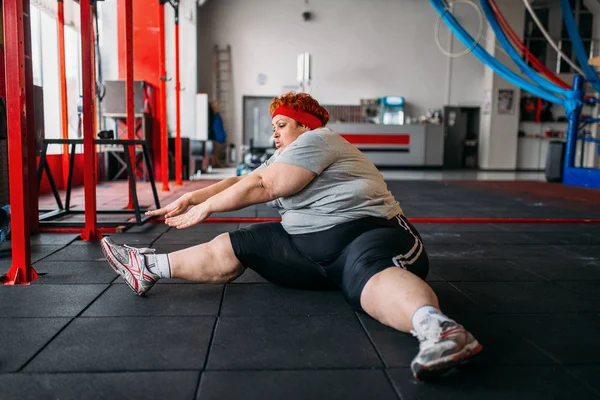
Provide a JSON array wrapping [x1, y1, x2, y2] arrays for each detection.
[[229, 215, 429, 309]]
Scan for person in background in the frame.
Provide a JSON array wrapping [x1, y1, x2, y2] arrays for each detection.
[[208, 101, 227, 168]]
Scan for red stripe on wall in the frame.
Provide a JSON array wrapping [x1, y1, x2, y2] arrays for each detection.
[[340, 134, 410, 145]]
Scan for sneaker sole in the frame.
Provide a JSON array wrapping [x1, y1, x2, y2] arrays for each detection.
[[101, 239, 146, 297], [412, 340, 483, 381]]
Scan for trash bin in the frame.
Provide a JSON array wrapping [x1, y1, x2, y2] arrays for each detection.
[[545, 140, 565, 183]]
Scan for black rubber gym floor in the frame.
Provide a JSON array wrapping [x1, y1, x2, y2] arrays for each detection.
[[2, 180, 600, 399]]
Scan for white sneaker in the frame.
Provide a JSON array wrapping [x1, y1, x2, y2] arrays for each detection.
[[410, 318, 482, 380], [101, 237, 159, 296]]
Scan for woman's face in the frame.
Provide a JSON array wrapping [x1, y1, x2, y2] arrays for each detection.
[[272, 115, 310, 152]]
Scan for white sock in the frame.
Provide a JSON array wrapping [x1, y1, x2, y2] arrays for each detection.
[[145, 253, 171, 278], [411, 305, 452, 336]]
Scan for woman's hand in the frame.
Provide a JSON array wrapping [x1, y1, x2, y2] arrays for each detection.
[[165, 203, 212, 229], [145, 193, 192, 218]]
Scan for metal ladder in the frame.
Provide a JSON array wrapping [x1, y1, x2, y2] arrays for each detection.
[[213, 45, 232, 134]]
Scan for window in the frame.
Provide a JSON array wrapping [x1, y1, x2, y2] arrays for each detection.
[[29, 5, 82, 154], [522, 0, 595, 74], [524, 8, 549, 67], [559, 0, 594, 73]]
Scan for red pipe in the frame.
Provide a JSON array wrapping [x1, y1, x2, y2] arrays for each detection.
[[158, 2, 170, 192], [1, 0, 38, 284], [125, 0, 136, 208], [489, 0, 571, 89], [57, 0, 70, 187], [150, 217, 600, 224], [24, 0, 39, 233], [38, 227, 121, 235], [174, 15, 182, 186], [80, 0, 101, 241]]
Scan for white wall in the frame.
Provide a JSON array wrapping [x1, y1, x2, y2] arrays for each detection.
[[197, 0, 486, 148], [97, 1, 119, 82], [478, 0, 525, 170], [166, 0, 198, 140]]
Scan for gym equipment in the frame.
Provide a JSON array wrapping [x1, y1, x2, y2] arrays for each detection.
[[430, 0, 600, 189]]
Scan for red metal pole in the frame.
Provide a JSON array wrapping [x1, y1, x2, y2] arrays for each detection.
[[23, 0, 38, 233], [125, 0, 136, 207], [80, 0, 101, 241], [1, 0, 38, 284], [57, 0, 70, 186], [174, 12, 182, 186], [158, 2, 170, 192]]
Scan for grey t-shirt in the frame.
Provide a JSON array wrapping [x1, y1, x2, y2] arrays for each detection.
[[256, 128, 402, 234]]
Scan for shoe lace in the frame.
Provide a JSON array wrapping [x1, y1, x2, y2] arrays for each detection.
[[411, 317, 456, 344], [124, 245, 156, 255]]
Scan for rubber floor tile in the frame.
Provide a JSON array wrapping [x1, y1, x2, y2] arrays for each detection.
[[510, 259, 600, 281], [474, 244, 579, 260], [221, 284, 350, 316], [43, 244, 106, 262], [426, 245, 487, 260], [427, 282, 485, 314], [418, 232, 472, 245], [494, 314, 600, 364], [567, 365, 600, 395], [31, 261, 118, 284], [452, 282, 599, 313], [24, 317, 215, 372], [456, 231, 532, 245], [560, 245, 600, 259], [207, 315, 381, 370], [0, 371, 200, 400], [520, 232, 600, 245], [82, 284, 223, 317], [429, 259, 541, 282], [197, 370, 398, 400], [0, 318, 70, 372], [0, 245, 67, 267], [28, 233, 79, 246], [126, 223, 170, 234], [388, 366, 599, 400], [555, 281, 600, 305], [229, 268, 269, 284], [412, 224, 505, 233], [0, 284, 106, 317]]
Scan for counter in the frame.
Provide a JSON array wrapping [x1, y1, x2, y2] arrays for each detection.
[[328, 123, 444, 167]]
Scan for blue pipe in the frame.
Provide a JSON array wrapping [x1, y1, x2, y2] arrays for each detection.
[[580, 117, 600, 123], [429, 0, 567, 106], [479, 0, 570, 97], [559, 0, 600, 94], [577, 136, 600, 144], [565, 75, 585, 171]]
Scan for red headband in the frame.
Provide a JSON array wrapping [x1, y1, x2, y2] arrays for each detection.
[[272, 106, 323, 130]]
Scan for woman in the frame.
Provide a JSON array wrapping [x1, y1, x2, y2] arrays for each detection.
[[101, 92, 482, 380]]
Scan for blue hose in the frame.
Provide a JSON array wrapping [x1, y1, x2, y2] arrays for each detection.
[[559, 0, 600, 94], [479, 0, 571, 97], [429, 0, 578, 113]]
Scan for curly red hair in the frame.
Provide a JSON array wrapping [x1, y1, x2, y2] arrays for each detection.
[[269, 92, 330, 126]]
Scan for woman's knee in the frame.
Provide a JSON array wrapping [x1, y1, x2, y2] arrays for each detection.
[[206, 233, 245, 282]]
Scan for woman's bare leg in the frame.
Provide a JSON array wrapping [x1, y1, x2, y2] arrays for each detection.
[[168, 232, 244, 283]]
